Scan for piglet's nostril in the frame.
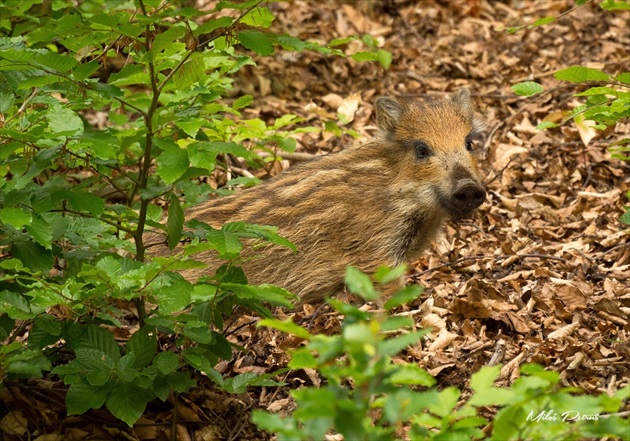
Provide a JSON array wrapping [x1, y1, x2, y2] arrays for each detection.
[[452, 182, 486, 212]]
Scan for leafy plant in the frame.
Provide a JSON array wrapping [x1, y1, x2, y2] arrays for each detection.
[[509, 2, 630, 224], [0, 0, 385, 426], [253, 266, 630, 441], [503, 0, 630, 34]]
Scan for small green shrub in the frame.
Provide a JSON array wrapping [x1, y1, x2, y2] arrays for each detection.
[[0, 0, 390, 425], [253, 266, 629, 440]]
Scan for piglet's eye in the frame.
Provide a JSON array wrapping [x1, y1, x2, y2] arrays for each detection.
[[414, 142, 431, 160], [465, 139, 474, 152]]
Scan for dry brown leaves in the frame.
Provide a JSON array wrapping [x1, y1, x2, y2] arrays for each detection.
[[234, 0, 629, 436]]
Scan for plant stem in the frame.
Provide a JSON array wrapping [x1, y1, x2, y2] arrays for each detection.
[[132, 0, 160, 324]]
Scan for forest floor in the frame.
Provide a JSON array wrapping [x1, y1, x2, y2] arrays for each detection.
[[2, 1, 629, 440]]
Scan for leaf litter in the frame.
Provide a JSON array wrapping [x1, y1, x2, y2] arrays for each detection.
[[2, 1, 628, 440]]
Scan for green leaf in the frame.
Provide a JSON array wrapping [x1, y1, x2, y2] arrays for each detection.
[[226, 176, 261, 188], [373, 265, 407, 284], [226, 222, 296, 251], [156, 146, 190, 184], [600, 0, 630, 10], [204, 227, 243, 257], [0, 315, 15, 341], [380, 316, 414, 332], [275, 35, 309, 51], [521, 363, 560, 383], [470, 365, 502, 392], [233, 94, 253, 110], [76, 324, 121, 362], [376, 49, 392, 69], [536, 121, 560, 130], [25, 215, 53, 249], [18, 75, 62, 89], [32, 51, 77, 72], [182, 347, 216, 373], [329, 36, 356, 47], [384, 285, 423, 310], [379, 330, 427, 357], [468, 383, 515, 407], [351, 51, 379, 63], [241, 6, 275, 28], [615, 72, 630, 84], [222, 372, 258, 393], [165, 372, 196, 393], [252, 411, 300, 438], [238, 30, 274, 56], [175, 118, 205, 138], [106, 382, 155, 426], [429, 387, 460, 418], [573, 86, 617, 96], [182, 323, 215, 344], [65, 190, 105, 216], [554, 66, 610, 83], [172, 54, 205, 90], [166, 194, 184, 250], [258, 318, 312, 339], [388, 364, 435, 386], [11, 241, 53, 273], [46, 105, 84, 135], [86, 368, 111, 386], [0, 91, 15, 112], [531, 16, 555, 27], [291, 388, 336, 427], [126, 327, 157, 369], [0, 207, 32, 229], [72, 59, 100, 81], [512, 81, 544, 96], [216, 0, 260, 11], [288, 347, 318, 369], [108, 65, 150, 88], [156, 279, 193, 314], [344, 266, 377, 300], [343, 322, 377, 350], [150, 24, 186, 57], [0, 291, 32, 319], [194, 16, 233, 36], [95, 256, 122, 278], [0, 47, 35, 62], [66, 381, 110, 415], [221, 283, 295, 309], [5, 350, 51, 377], [155, 351, 180, 374]]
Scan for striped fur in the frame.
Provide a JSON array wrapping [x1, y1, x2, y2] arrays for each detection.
[[150, 90, 486, 304]]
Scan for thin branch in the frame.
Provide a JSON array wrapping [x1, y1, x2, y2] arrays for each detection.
[[52, 208, 136, 236], [196, 0, 267, 49], [411, 253, 569, 279]]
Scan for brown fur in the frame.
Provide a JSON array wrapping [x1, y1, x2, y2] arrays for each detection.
[[149, 90, 486, 304]]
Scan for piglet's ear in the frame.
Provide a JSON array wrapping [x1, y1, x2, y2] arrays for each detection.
[[451, 89, 474, 118], [375, 97, 404, 134], [452, 89, 485, 135]]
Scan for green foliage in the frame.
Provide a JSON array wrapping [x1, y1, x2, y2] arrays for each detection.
[[600, 0, 630, 10], [503, 0, 629, 33], [0, 0, 384, 426], [352, 34, 392, 70], [511, 81, 544, 97], [254, 267, 630, 441], [511, 67, 629, 132], [508, 3, 630, 224]]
